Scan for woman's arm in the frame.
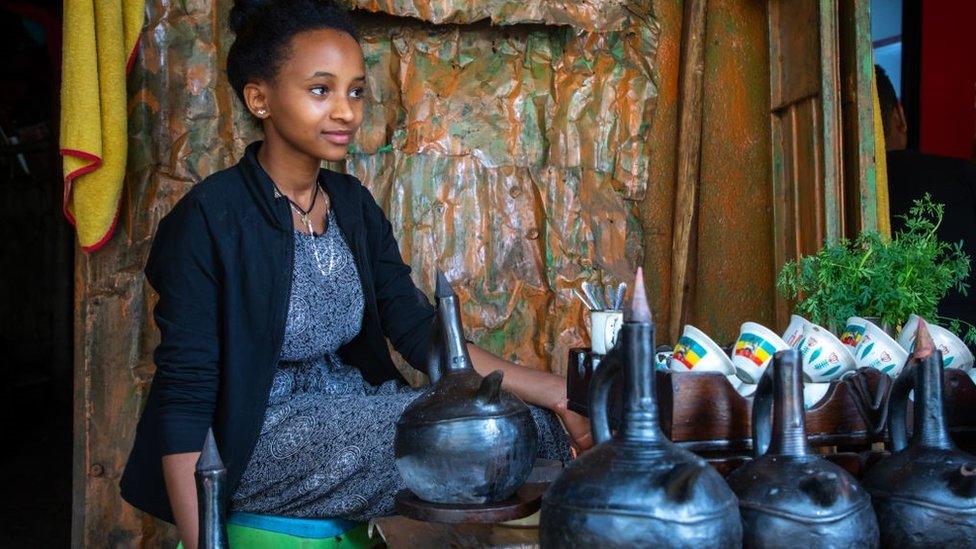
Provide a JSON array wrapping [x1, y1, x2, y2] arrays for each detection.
[[163, 453, 201, 549], [144, 190, 222, 541], [467, 344, 592, 451]]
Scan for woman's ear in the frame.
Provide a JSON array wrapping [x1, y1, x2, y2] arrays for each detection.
[[243, 82, 270, 119]]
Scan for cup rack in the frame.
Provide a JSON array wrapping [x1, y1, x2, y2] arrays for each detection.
[[567, 347, 976, 477]]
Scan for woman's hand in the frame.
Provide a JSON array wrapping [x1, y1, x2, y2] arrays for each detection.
[[550, 398, 593, 453]]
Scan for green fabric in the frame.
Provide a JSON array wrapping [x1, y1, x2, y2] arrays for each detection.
[[176, 522, 374, 548]]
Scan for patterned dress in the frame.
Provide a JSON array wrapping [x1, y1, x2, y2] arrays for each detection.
[[231, 210, 571, 521]]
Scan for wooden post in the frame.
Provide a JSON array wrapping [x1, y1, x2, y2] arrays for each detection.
[[669, 0, 708, 343]]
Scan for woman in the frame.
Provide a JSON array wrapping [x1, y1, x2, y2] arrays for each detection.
[[119, 1, 591, 545]]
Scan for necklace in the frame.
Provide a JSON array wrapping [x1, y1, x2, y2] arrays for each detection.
[[272, 180, 335, 276], [282, 184, 321, 236]]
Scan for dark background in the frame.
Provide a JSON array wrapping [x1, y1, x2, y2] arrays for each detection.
[[0, 1, 72, 547]]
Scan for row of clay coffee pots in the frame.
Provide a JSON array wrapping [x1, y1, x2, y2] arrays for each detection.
[[862, 320, 976, 547], [393, 271, 539, 504], [541, 271, 743, 548]]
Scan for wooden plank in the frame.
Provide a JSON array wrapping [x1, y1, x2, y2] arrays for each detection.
[[668, 0, 709, 343], [819, 0, 845, 243], [767, 0, 848, 330], [839, 0, 880, 236], [768, 0, 821, 110]]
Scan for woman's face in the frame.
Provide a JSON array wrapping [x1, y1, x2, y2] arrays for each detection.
[[252, 28, 367, 162]]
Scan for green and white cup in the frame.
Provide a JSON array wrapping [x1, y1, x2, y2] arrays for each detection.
[[797, 323, 857, 382], [783, 314, 812, 347], [803, 382, 831, 409], [897, 315, 974, 371], [853, 319, 909, 376]]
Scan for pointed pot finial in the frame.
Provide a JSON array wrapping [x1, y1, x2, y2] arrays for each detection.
[[913, 318, 935, 360], [435, 269, 454, 299], [196, 428, 224, 472], [627, 267, 652, 324]]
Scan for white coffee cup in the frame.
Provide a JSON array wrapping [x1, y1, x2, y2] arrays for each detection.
[[853, 319, 909, 377], [897, 316, 974, 371], [732, 322, 792, 383], [783, 314, 812, 347], [736, 383, 758, 398], [669, 325, 735, 374], [591, 310, 624, 354], [896, 314, 921, 351], [840, 316, 870, 349], [725, 373, 744, 392], [797, 323, 857, 382], [803, 382, 831, 409]]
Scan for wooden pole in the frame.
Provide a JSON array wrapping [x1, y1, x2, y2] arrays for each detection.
[[669, 0, 708, 343]]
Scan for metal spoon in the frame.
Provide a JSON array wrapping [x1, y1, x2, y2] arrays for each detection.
[[614, 283, 627, 310], [582, 281, 605, 310], [574, 288, 596, 311]]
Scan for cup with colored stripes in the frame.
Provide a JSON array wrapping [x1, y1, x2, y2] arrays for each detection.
[[669, 325, 735, 375], [840, 316, 869, 349], [731, 322, 791, 383]]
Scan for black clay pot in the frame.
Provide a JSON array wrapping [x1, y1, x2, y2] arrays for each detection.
[[540, 274, 742, 548], [862, 339, 976, 547], [726, 349, 879, 548], [394, 271, 538, 504]]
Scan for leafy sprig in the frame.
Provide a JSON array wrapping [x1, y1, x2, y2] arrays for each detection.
[[776, 194, 973, 343]]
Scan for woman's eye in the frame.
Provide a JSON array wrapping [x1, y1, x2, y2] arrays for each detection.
[[310, 86, 330, 96], [350, 87, 366, 100]]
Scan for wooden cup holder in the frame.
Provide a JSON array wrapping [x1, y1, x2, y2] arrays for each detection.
[[567, 347, 976, 478]]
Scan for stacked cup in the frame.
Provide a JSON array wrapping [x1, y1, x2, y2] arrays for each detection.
[[668, 325, 747, 396], [843, 317, 909, 377], [896, 314, 974, 371], [787, 319, 857, 409]]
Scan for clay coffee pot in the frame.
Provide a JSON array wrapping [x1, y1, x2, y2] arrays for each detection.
[[862, 319, 976, 547], [394, 271, 538, 504], [726, 349, 879, 548], [540, 270, 742, 548]]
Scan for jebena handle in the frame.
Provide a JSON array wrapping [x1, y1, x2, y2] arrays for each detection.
[[888, 361, 917, 452], [588, 346, 622, 445], [751, 366, 774, 457]]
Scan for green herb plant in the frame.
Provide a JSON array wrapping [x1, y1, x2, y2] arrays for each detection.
[[776, 194, 975, 343]]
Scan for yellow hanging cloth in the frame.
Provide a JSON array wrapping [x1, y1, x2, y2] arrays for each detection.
[[59, 0, 143, 252], [871, 62, 892, 239]]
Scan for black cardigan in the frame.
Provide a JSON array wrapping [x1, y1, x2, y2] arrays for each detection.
[[120, 142, 435, 523]]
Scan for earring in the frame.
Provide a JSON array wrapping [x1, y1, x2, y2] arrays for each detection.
[[256, 109, 267, 117]]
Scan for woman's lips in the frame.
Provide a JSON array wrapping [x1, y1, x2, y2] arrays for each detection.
[[322, 131, 353, 145]]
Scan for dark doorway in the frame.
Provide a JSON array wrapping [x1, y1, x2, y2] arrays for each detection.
[[0, 1, 73, 547]]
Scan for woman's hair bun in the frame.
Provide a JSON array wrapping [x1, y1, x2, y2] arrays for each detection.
[[229, 0, 271, 34]]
